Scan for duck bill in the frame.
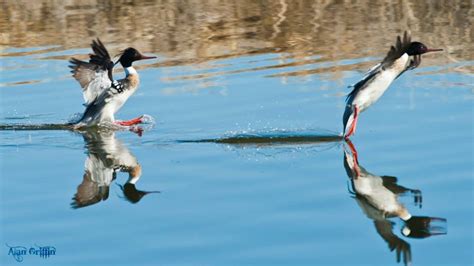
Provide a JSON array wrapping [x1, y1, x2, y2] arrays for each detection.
[[425, 48, 443, 53], [138, 55, 157, 60]]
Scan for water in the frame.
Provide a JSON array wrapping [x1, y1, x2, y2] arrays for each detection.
[[1, 1, 473, 265]]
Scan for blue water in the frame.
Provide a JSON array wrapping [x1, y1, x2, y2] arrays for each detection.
[[1, 2, 473, 265]]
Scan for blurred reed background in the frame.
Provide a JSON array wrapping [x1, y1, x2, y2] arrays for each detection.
[[1, 0, 472, 73]]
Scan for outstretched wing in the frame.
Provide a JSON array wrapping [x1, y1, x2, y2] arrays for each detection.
[[381, 31, 411, 67], [69, 39, 115, 105]]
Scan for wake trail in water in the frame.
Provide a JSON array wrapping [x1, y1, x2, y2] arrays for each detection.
[[0, 123, 74, 131], [178, 128, 343, 145], [0, 115, 156, 132]]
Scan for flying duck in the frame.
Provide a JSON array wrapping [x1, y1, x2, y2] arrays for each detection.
[[343, 31, 442, 138]]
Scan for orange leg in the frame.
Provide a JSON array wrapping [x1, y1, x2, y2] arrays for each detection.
[[344, 106, 359, 139], [115, 116, 144, 126], [345, 139, 361, 177]]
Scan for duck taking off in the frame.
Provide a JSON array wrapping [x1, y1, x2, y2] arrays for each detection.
[[343, 31, 442, 138], [69, 39, 156, 128]]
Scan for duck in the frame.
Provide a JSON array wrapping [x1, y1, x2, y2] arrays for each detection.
[[69, 39, 156, 128], [343, 31, 442, 138]]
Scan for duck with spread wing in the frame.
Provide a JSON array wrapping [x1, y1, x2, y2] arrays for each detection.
[[69, 39, 156, 128]]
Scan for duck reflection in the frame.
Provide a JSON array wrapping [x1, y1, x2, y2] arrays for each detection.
[[71, 129, 158, 209], [343, 140, 446, 265]]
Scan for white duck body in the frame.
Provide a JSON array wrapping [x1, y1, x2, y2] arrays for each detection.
[[76, 67, 140, 126], [343, 53, 412, 136], [99, 68, 139, 123], [351, 54, 409, 112]]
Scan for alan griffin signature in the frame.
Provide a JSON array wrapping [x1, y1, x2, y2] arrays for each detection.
[[6, 244, 56, 262]]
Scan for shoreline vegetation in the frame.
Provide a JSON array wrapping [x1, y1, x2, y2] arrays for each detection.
[[1, 1, 471, 73]]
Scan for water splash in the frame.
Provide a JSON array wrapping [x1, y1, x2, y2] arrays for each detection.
[[67, 113, 83, 124], [140, 114, 156, 125]]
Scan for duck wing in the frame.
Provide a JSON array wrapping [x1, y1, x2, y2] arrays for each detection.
[[381, 31, 411, 68], [69, 39, 115, 105]]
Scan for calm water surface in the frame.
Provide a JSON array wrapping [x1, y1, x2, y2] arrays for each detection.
[[1, 1, 473, 265]]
